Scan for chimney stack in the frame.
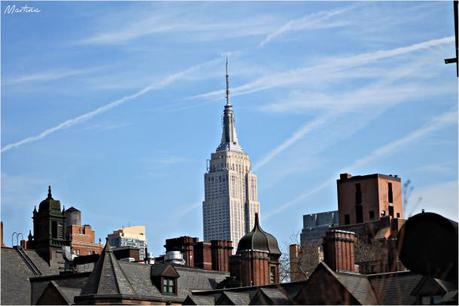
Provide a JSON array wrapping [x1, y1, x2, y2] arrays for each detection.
[[323, 229, 356, 272]]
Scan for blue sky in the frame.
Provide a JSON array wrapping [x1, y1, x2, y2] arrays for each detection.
[[1, 1, 457, 256]]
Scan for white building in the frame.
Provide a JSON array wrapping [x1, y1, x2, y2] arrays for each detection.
[[107, 225, 148, 261], [203, 59, 260, 247]]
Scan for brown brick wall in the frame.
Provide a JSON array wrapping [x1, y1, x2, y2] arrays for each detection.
[[211, 240, 232, 272], [68, 224, 102, 256], [194, 241, 212, 270], [337, 173, 403, 226]]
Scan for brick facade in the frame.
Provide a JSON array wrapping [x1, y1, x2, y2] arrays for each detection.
[[68, 224, 103, 256], [164, 236, 233, 272], [337, 173, 403, 226], [322, 229, 356, 272]]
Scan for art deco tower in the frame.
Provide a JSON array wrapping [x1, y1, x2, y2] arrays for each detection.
[[203, 59, 260, 246]]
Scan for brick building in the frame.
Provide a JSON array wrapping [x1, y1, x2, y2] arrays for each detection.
[[291, 173, 407, 279], [27, 186, 69, 266], [229, 213, 281, 286], [337, 173, 403, 225], [186, 219, 457, 305], [64, 207, 103, 256]]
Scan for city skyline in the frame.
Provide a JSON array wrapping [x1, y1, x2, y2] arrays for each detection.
[[2, 1, 458, 256]]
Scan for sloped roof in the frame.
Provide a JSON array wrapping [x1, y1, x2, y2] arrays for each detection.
[[119, 261, 162, 297], [220, 291, 251, 305], [1, 248, 35, 305], [37, 281, 81, 305], [184, 294, 216, 305], [251, 287, 291, 305], [333, 271, 378, 304], [80, 244, 136, 296], [368, 270, 422, 304], [175, 265, 229, 297], [24, 249, 60, 274], [1, 247, 62, 305], [150, 262, 179, 278]]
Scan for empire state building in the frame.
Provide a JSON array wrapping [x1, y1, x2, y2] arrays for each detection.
[[203, 59, 260, 245]]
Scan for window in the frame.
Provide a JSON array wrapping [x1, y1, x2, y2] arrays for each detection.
[[369, 211, 375, 220], [162, 278, 175, 294], [51, 221, 58, 238], [396, 212, 400, 218], [355, 205, 363, 223], [388, 205, 394, 218], [270, 266, 276, 284], [355, 183, 362, 204], [344, 214, 350, 225], [388, 182, 393, 203]]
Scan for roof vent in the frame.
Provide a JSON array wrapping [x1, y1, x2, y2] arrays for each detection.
[[165, 251, 185, 265], [340, 173, 352, 179]]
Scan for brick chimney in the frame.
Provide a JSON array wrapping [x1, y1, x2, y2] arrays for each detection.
[[289, 244, 303, 281], [164, 236, 197, 267], [323, 229, 356, 272], [211, 240, 233, 272], [194, 241, 212, 270]]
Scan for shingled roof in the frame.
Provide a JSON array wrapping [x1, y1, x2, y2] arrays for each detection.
[[1, 247, 62, 305], [80, 243, 136, 296], [368, 270, 423, 304], [71, 243, 228, 304], [185, 261, 457, 305]]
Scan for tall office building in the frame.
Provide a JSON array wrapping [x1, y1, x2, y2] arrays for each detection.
[[203, 59, 260, 246]]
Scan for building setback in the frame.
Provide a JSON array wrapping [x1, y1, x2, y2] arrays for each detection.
[[203, 59, 260, 246]]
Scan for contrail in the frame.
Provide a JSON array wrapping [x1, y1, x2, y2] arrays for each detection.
[[251, 36, 454, 171], [259, 6, 353, 48], [1, 58, 219, 153], [263, 110, 458, 220], [192, 36, 455, 101]]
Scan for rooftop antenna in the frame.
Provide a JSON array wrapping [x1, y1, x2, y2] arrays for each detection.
[[225, 56, 231, 106]]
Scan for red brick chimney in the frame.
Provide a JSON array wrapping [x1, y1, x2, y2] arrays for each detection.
[[323, 229, 356, 272], [211, 240, 233, 272], [194, 241, 212, 270]]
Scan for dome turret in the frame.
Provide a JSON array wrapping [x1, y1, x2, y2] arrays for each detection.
[[38, 185, 62, 212], [237, 213, 281, 256]]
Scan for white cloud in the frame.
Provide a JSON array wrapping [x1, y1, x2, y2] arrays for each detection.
[[79, 11, 276, 45], [259, 6, 353, 47], [407, 181, 458, 221], [253, 58, 455, 171], [264, 110, 458, 219], [349, 111, 457, 170], [253, 113, 336, 171], [192, 36, 454, 101], [1, 58, 220, 153], [4, 68, 96, 85]]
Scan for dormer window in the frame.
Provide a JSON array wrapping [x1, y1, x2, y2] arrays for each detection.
[[162, 277, 176, 294], [150, 263, 179, 296]]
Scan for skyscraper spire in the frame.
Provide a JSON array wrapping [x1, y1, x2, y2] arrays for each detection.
[[225, 56, 231, 106], [47, 185, 52, 199], [217, 57, 242, 152]]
